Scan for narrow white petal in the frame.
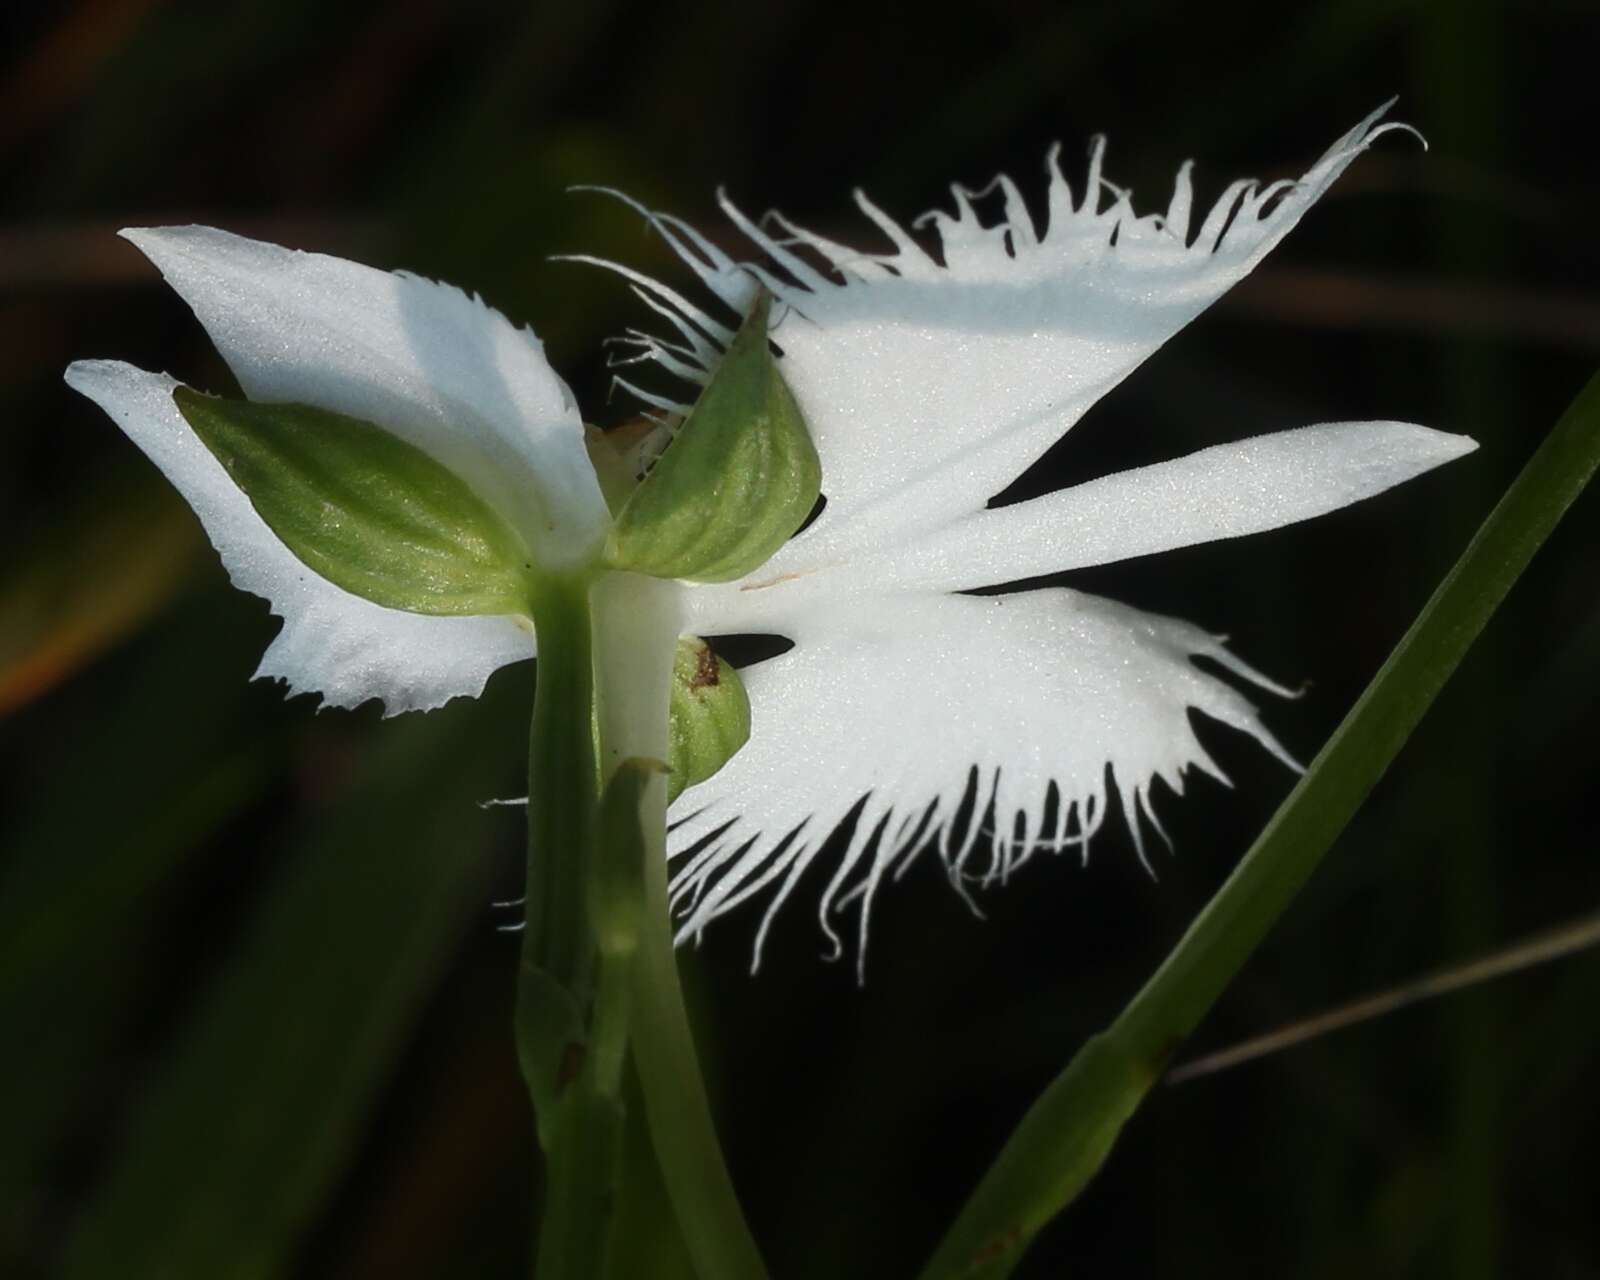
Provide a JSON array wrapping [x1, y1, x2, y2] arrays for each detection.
[[611, 105, 1413, 566], [120, 225, 608, 566], [668, 589, 1296, 971], [65, 361, 534, 713], [816, 421, 1477, 593]]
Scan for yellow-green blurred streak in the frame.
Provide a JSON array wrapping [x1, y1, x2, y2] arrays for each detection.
[[0, 469, 199, 717]]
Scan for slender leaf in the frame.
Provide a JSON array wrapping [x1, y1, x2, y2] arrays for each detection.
[[918, 370, 1600, 1280]]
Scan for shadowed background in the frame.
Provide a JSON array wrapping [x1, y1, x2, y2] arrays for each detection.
[[2, 1, 1597, 1276]]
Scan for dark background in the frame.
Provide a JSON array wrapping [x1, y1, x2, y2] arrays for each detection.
[[3, 1, 1597, 1277]]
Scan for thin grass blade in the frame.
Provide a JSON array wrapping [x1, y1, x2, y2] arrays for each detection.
[[918, 370, 1600, 1279]]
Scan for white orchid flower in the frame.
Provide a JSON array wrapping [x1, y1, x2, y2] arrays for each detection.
[[66, 103, 1473, 972]]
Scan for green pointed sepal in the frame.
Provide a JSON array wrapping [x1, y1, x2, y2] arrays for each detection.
[[604, 292, 821, 583], [173, 388, 540, 618], [667, 637, 750, 804]]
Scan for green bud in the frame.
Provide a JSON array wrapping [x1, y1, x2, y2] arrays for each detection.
[[667, 636, 750, 804], [174, 387, 537, 617], [605, 292, 821, 582]]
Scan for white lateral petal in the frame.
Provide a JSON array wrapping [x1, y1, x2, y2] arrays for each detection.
[[121, 225, 608, 567], [613, 105, 1413, 567], [817, 421, 1477, 594], [66, 360, 534, 713], [667, 589, 1296, 972]]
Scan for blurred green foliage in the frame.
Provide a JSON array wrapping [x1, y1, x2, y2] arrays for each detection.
[[2, 2, 1596, 1277]]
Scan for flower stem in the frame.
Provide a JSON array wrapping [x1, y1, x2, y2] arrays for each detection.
[[917, 370, 1600, 1280], [522, 577, 598, 1011], [513, 571, 766, 1278], [630, 785, 771, 1280], [516, 574, 620, 1280], [591, 575, 771, 1280]]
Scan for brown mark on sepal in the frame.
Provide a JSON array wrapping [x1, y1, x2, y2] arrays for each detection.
[[690, 641, 721, 691]]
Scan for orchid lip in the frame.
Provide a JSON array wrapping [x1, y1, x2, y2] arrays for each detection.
[[593, 104, 1476, 970]]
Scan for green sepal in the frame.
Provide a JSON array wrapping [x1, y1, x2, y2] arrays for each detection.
[[605, 292, 821, 583], [173, 387, 537, 617], [667, 637, 750, 804]]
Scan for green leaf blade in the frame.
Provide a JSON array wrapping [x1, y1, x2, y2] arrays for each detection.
[[918, 370, 1600, 1280], [173, 387, 537, 616], [606, 293, 821, 584]]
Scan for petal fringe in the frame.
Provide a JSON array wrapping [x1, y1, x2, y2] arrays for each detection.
[[667, 589, 1299, 977], [584, 105, 1418, 576]]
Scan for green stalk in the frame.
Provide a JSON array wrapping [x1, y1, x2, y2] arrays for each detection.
[[591, 574, 771, 1280], [516, 574, 618, 1280], [523, 577, 599, 1014], [515, 570, 766, 1278], [918, 370, 1600, 1280], [603, 1063, 700, 1280], [630, 781, 771, 1280]]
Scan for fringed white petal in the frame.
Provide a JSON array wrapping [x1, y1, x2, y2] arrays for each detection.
[[120, 225, 608, 567], [667, 589, 1298, 974], [799, 421, 1478, 595], [596, 104, 1416, 573], [65, 361, 534, 713]]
